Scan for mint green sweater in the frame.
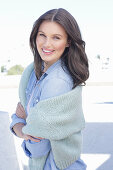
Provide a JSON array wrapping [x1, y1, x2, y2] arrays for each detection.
[[19, 63, 85, 170]]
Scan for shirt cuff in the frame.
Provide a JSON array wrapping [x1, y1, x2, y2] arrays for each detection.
[[10, 113, 26, 136]]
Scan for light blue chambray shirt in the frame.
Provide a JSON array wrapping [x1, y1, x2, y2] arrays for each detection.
[[10, 59, 86, 170]]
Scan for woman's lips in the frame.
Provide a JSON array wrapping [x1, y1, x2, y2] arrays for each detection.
[[42, 48, 55, 55]]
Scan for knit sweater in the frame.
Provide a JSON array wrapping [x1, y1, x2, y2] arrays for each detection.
[[19, 63, 85, 170]]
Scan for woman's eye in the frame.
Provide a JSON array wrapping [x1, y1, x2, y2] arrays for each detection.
[[39, 34, 46, 37], [37, 33, 46, 38], [53, 36, 60, 40]]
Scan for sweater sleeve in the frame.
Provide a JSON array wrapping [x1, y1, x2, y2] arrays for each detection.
[[22, 86, 85, 140]]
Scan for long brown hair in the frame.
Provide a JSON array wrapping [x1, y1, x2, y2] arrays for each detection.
[[30, 8, 89, 88]]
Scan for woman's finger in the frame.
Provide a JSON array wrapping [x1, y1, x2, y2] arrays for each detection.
[[33, 136, 44, 140], [28, 135, 41, 142]]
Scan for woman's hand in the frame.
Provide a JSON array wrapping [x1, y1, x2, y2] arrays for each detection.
[[16, 102, 27, 120], [22, 134, 44, 142]]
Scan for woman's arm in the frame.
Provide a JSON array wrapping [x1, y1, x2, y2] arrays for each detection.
[[13, 123, 26, 138], [16, 102, 27, 120], [13, 123, 42, 142], [15, 102, 44, 142]]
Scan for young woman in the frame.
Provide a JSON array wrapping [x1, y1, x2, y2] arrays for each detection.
[[10, 8, 89, 170]]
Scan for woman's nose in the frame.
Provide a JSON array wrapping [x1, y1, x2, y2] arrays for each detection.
[[44, 38, 51, 48]]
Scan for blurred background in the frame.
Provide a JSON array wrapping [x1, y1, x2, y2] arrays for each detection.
[[0, 0, 113, 169]]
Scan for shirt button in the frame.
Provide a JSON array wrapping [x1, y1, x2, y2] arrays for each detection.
[[36, 99, 39, 103]]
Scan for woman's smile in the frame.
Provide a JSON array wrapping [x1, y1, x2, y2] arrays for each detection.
[[42, 48, 55, 55]]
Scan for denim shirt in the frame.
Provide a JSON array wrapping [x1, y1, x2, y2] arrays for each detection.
[[10, 60, 86, 170]]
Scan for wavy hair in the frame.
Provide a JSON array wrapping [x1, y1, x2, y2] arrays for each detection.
[[30, 8, 89, 88]]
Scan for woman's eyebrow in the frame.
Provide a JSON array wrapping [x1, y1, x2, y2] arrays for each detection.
[[54, 34, 62, 37], [38, 31, 62, 37], [38, 31, 45, 33]]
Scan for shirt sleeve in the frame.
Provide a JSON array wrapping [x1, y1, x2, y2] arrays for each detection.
[[40, 77, 73, 101], [10, 113, 26, 136]]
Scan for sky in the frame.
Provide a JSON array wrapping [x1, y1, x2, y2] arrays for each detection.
[[0, 0, 113, 68]]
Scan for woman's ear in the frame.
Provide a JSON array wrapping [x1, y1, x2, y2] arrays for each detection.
[[66, 40, 71, 47]]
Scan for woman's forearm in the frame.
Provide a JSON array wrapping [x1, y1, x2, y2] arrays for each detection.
[[13, 123, 25, 138], [13, 123, 43, 142]]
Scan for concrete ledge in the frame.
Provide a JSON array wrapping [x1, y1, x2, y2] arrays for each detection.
[[86, 82, 113, 86], [0, 75, 113, 88], [0, 75, 21, 88]]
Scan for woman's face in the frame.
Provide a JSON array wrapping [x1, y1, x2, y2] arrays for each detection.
[[36, 21, 69, 68]]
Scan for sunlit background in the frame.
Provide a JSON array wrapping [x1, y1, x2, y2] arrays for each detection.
[[0, 0, 113, 81]]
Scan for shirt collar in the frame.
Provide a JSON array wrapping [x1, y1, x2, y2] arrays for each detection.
[[38, 59, 62, 81]]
